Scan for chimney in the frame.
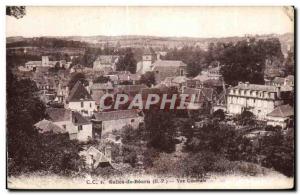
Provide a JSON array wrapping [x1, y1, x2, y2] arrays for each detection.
[[157, 53, 161, 61], [105, 146, 112, 163], [276, 86, 281, 99], [245, 82, 250, 87], [70, 110, 74, 123], [238, 81, 243, 86]]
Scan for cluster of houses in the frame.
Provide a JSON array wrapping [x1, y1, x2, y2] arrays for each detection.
[[18, 48, 293, 146]]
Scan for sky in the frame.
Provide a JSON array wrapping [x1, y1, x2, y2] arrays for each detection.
[[6, 6, 294, 38]]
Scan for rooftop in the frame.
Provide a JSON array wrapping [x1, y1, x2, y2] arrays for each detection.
[[267, 104, 294, 118], [68, 81, 93, 102], [46, 108, 91, 125], [91, 82, 114, 90], [152, 60, 187, 68], [93, 110, 143, 121], [35, 119, 67, 134], [233, 83, 279, 92]]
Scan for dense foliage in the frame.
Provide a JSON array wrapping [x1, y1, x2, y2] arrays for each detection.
[[139, 71, 156, 87], [116, 48, 137, 73], [164, 38, 284, 86], [7, 70, 83, 176]]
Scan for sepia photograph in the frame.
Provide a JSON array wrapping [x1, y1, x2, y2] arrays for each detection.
[[6, 6, 295, 190]]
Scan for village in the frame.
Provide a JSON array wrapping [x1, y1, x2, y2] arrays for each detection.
[[6, 34, 294, 178]]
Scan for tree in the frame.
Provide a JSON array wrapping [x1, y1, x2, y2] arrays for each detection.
[[236, 110, 256, 126], [212, 109, 225, 121], [7, 70, 45, 174], [164, 46, 207, 77], [140, 71, 156, 87], [116, 48, 137, 73], [184, 121, 237, 153], [284, 50, 294, 75], [68, 72, 88, 90], [6, 6, 26, 19], [220, 38, 283, 86], [144, 110, 176, 153], [261, 129, 294, 177]]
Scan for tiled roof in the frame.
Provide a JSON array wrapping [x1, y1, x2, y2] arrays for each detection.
[[68, 81, 93, 102], [267, 104, 294, 118], [286, 75, 294, 80], [193, 74, 210, 82], [118, 73, 140, 81], [35, 119, 67, 134], [203, 79, 223, 87], [182, 87, 215, 102], [91, 82, 114, 90], [143, 47, 154, 55], [25, 61, 42, 65], [46, 108, 91, 125], [152, 60, 187, 68], [115, 84, 148, 95], [172, 76, 189, 84], [93, 110, 143, 121], [273, 77, 285, 85], [233, 83, 278, 92], [46, 108, 71, 122], [94, 55, 118, 65]]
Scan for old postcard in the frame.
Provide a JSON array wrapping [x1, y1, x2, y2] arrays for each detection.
[[6, 6, 294, 190]]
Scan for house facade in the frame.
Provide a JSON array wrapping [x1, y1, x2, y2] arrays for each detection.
[[227, 82, 285, 119], [46, 108, 93, 142], [93, 55, 118, 73], [152, 60, 187, 84], [67, 81, 96, 116], [92, 110, 144, 138], [24, 56, 66, 71], [266, 104, 294, 129]]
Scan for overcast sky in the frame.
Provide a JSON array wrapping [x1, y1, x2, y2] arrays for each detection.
[[6, 6, 294, 38]]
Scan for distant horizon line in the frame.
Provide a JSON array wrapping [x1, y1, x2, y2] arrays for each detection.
[[6, 32, 293, 39]]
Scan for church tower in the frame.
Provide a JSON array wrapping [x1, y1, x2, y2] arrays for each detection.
[[137, 47, 156, 74]]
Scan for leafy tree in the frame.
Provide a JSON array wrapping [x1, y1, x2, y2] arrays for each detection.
[[212, 109, 225, 121], [116, 48, 137, 73], [6, 6, 26, 19], [220, 38, 283, 86], [68, 72, 88, 90], [261, 129, 294, 177], [7, 70, 45, 174], [144, 110, 176, 153], [140, 71, 156, 87], [236, 110, 256, 126], [184, 121, 237, 154], [164, 46, 207, 77], [284, 50, 294, 75]]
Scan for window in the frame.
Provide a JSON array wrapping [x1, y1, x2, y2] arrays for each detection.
[[131, 119, 135, 123], [78, 125, 83, 131], [180, 69, 184, 76], [90, 103, 92, 108], [62, 125, 66, 130], [81, 101, 84, 108]]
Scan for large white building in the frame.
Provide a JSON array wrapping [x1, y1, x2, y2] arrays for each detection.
[[227, 82, 285, 119]]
